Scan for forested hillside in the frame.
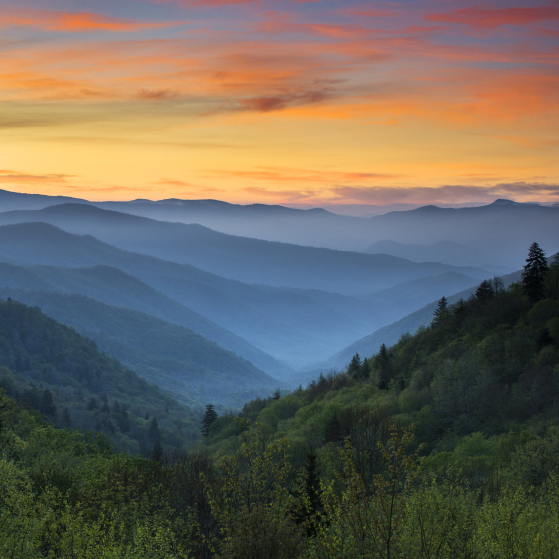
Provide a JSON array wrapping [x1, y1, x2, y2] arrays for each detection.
[[0, 289, 280, 409], [2, 245, 559, 558], [0, 299, 197, 454]]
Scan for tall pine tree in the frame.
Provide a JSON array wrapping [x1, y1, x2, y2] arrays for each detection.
[[202, 404, 218, 438], [432, 296, 449, 326], [522, 242, 549, 302]]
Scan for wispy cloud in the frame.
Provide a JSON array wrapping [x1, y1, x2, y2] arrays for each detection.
[[426, 5, 559, 30], [0, 9, 187, 33], [208, 166, 400, 183], [0, 170, 74, 184]]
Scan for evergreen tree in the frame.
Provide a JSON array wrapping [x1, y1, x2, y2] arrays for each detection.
[[41, 389, 56, 418], [272, 389, 281, 400], [359, 357, 371, 379], [376, 343, 391, 389], [148, 417, 160, 442], [432, 296, 449, 326], [522, 242, 549, 302], [347, 353, 362, 377], [202, 404, 218, 438], [476, 279, 493, 302], [453, 298, 466, 316], [292, 450, 322, 537]]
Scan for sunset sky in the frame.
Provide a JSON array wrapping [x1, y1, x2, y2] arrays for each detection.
[[0, 0, 558, 205]]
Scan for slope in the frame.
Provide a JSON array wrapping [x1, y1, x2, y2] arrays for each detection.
[[316, 270, 523, 371], [0, 298, 196, 454], [0, 262, 291, 378], [0, 223, 386, 367], [0, 288, 279, 409], [364, 240, 512, 274], [0, 204, 488, 296]]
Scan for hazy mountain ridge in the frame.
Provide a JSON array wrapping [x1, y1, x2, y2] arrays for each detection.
[[364, 240, 513, 274], [0, 261, 291, 378], [1, 190, 557, 269], [0, 203, 489, 295], [315, 270, 523, 372], [0, 288, 280, 409], [0, 222, 489, 368]]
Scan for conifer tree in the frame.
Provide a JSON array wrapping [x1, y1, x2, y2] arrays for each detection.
[[376, 343, 391, 389], [522, 242, 549, 302], [476, 279, 493, 302], [272, 389, 281, 400], [347, 353, 362, 377], [432, 296, 449, 326], [359, 357, 371, 379], [202, 403, 218, 438]]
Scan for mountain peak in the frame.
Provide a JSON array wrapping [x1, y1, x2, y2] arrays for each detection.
[[490, 199, 521, 206]]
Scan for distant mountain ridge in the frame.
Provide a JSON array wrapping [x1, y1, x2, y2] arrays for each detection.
[[2, 190, 557, 264], [0, 222, 490, 369], [313, 269, 523, 373], [0, 203, 488, 296]]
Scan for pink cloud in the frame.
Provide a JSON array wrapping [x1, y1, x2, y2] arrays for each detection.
[[0, 9, 186, 33], [426, 5, 559, 29]]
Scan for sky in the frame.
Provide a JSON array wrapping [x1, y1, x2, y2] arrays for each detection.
[[0, 0, 558, 206]]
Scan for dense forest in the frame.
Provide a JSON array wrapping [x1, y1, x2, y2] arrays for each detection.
[[2, 243, 559, 557], [0, 299, 198, 454]]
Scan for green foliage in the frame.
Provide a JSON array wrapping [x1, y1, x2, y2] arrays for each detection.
[[0, 299, 196, 454]]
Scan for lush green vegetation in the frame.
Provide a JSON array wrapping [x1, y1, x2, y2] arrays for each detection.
[[0, 288, 279, 411], [2, 245, 559, 557], [0, 299, 197, 454]]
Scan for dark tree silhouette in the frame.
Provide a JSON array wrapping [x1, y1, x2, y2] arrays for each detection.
[[202, 404, 218, 438], [432, 296, 449, 326], [272, 389, 281, 400], [476, 279, 493, 302], [376, 343, 391, 389], [522, 242, 549, 302], [493, 276, 505, 295], [347, 353, 362, 377]]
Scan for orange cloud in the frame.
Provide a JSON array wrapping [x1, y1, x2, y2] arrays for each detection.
[[0, 170, 74, 184], [208, 166, 401, 184], [426, 5, 559, 29], [0, 9, 186, 33]]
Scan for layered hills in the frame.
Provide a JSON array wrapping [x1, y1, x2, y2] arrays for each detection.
[[0, 222, 482, 368], [1, 189, 557, 269], [0, 298, 195, 453], [0, 203, 487, 295], [0, 288, 279, 409]]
